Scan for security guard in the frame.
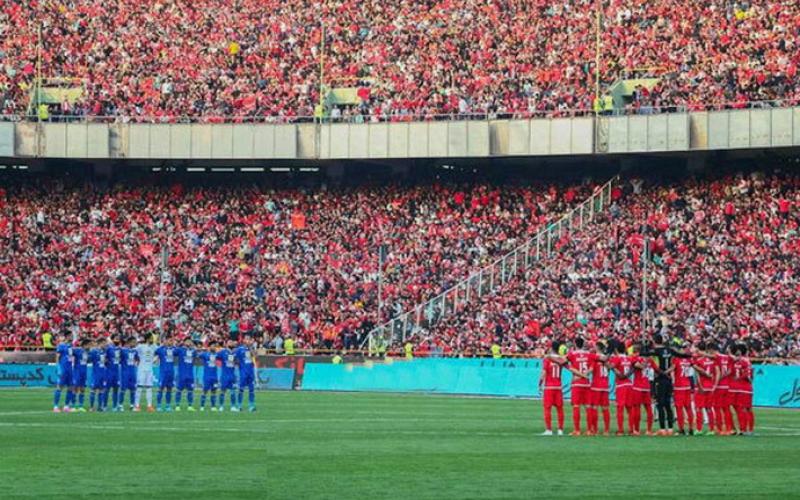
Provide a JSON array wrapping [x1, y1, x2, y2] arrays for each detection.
[[404, 342, 414, 360], [491, 343, 502, 359], [332, 352, 343, 364], [284, 337, 296, 356], [603, 95, 614, 115], [42, 331, 54, 350]]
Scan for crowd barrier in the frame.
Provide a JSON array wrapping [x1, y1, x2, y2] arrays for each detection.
[[0, 364, 295, 391], [300, 358, 800, 408]]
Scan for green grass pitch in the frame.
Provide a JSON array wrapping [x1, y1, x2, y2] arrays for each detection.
[[1, 389, 798, 499]]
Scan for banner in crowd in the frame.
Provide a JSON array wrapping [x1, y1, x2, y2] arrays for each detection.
[[0, 364, 295, 391], [301, 358, 800, 408]]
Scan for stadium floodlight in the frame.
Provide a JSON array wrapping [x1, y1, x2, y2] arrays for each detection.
[[241, 167, 265, 172], [186, 167, 206, 172], [211, 168, 235, 172], [299, 167, 319, 172], [270, 167, 291, 172]]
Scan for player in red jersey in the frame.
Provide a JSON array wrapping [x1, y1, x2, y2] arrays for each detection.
[[588, 341, 611, 435], [671, 351, 695, 435], [691, 342, 719, 434], [609, 342, 634, 435], [629, 344, 658, 436], [730, 344, 754, 435], [539, 341, 566, 436], [711, 343, 736, 435], [565, 337, 597, 436]]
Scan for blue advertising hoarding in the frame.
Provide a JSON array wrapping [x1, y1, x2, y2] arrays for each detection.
[[0, 364, 294, 391], [302, 358, 800, 408]]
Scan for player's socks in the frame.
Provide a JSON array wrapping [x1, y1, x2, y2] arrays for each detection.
[[630, 406, 641, 433], [200, 394, 207, 408], [130, 391, 136, 408], [89, 392, 96, 409], [53, 389, 62, 408], [748, 410, 755, 432], [645, 405, 654, 433], [714, 407, 724, 433], [175, 391, 183, 407], [66, 390, 75, 406], [165, 391, 172, 408], [146, 388, 153, 407], [211, 394, 217, 408], [724, 407, 734, 434], [157, 389, 164, 408], [616, 406, 625, 433], [543, 406, 552, 431], [78, 392, 85, 408], [571, 407, 581, 433], [602, 408, 610, 433], [113, 388, 120, 409], [556, 406, 564, 431], [187, 391, 194, 407]]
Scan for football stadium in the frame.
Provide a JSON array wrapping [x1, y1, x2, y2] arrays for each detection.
[[2, 1, 800, 498]]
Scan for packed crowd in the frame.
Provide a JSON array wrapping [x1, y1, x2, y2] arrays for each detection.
[[0, 177, 592, 351], [2, 0, 799, 121], [422, 172, 800, 359]]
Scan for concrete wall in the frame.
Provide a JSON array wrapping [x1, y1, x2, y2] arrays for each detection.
[[7, 107, 800, 161]]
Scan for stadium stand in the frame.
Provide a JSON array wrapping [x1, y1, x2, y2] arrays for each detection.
[[0, 178, 594, 351], [424, 172, 800, 359], [1, 1, 799, 121]]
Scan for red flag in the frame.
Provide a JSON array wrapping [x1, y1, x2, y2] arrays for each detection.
[[291, 212, 306, 230]]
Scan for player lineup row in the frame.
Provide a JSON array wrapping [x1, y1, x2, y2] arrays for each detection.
[[540, 336, 754, 436], [52, 334, 259, 413]]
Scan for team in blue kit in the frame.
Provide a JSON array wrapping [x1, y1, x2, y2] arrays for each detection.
[[154, 337, 177, 411], [52, 335, 260, 413], [174, 338, 197, 411]]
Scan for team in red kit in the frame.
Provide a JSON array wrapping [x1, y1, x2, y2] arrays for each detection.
[[538, 337, 754, 436]]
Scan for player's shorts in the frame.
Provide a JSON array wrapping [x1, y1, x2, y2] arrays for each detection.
[[91, 371, 106, 390], [570, 386, 591, 406], [122, 369, 137, 391], [673, 389, 693, 407], [239, 371, 255, 388], [713, 388, 732, 407], [694, 390, 713, 408], [630, 389, 651, 406], [72, 369, 87, 388], [615, 385, 632, 407], [203, 378, 218, 392], [220, 376, 236, 391], [543, 388, 563, 408], [105, 368, 120, 388], [590, 389, 609, 407], [137, 368, 154, 388], [732, 391, 752, 409], [159, 371, 175, 389], [58, 366, 73, 386], [177, 376, 195, 391]]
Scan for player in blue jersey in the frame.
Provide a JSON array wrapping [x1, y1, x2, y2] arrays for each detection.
[[71, 339, 90, 412], [105, 336, 123, 412], [89, 339, 108, 411], [120, 337, 139, 411], [199, 341, 220, 411], [53, 334, 75, 412], [216, 339, 239, 412], [234, 336, 258, 412], [154, 337, 177, 412], [174, 338, 197, 411]]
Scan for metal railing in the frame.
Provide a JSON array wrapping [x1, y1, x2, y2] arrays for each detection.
[[361, 176, 620, 352], [3, 98, 798, 126]]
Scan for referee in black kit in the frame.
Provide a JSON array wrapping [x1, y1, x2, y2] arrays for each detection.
[[641, 332, 691, 434]]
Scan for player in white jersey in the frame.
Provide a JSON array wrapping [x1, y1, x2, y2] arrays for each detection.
[[134, 334, 158, 412]]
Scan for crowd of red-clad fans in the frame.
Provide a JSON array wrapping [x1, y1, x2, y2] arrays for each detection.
[[421, 173, 800, 360], [0, 176, 594, 352], [2, 1, 800, 121]]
